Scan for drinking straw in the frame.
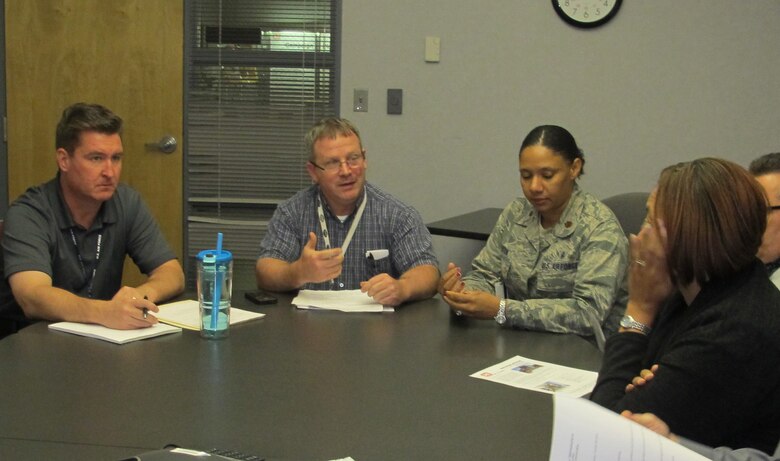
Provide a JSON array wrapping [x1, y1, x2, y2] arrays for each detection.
[[211, 232, 223, 330]]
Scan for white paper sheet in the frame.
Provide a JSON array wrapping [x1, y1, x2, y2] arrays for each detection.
[[550, 394, 709, 461], [48, 321, 181, 344], [470, 355, 598, 397], [293, 289, 392, 312], [156, 299, 265, 330]]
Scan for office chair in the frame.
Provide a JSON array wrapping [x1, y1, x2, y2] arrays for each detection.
[[602, 192, 650, 237]]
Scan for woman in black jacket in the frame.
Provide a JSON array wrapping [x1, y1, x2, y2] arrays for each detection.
[[590, 158, 780, 454]]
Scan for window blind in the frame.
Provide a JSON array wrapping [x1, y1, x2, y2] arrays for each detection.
[[184, 0, 340, 289]]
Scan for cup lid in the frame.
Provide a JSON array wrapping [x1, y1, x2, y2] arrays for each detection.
[[197, 249, 233, 263]]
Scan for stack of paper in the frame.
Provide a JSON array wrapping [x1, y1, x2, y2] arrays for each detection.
[[550, 394, 709, 460], [49, 321, 181, 344], [48, 300, 265, 344], [155, 299, 265, 330], [293, 289, 392, 312]]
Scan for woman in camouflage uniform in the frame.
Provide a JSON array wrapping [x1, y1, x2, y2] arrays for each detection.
[[439, 125, 628, 344]]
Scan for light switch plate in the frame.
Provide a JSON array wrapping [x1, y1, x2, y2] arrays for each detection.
[[353, 89, 368, 112], [387, 89, 402, 115], [425, 36, 440, 62]]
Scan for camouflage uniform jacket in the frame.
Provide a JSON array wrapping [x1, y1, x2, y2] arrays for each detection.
[[462, 186, 628, 337]]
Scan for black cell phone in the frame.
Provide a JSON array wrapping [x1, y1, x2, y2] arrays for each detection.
[[244, 290, 278, 305]]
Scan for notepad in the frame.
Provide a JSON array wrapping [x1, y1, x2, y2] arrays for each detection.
[[155, 299, 265, 331], [48, 321, 181, 344]]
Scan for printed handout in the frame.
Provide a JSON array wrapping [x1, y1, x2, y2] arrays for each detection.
[[471, 355, 598, 397]]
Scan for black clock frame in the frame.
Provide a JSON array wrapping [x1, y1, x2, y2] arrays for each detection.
[[552, 0, 623, 29]]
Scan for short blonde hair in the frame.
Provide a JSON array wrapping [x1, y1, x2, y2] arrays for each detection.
[[304, 117, 362, 161]]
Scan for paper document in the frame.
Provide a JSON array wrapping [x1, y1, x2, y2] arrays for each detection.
[[49, 321, 181, 344], [471, 355, 597, 397], [155, 299, 265, 331], [550, 394, 709, 461], [293, 289, 392, 312]]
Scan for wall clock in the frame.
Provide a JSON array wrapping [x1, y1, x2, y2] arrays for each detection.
[[552, 0, 622, 28]]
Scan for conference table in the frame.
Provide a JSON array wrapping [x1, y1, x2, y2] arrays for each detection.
[[0, 292, 602, 461], [426, 208, 503, 241]]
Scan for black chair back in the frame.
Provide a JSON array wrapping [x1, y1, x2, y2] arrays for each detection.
[[602, 192, 650, 237]]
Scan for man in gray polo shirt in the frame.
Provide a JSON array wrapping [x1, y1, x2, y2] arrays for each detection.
[[0, 103, 184, 335]]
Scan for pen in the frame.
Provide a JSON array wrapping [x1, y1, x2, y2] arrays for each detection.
[[142, 295, 149, 319], [365, 249, 389, 278], [366, 253, 377, 278]]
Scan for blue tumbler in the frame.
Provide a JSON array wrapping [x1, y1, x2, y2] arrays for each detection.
[[197, 249, 233, 339]]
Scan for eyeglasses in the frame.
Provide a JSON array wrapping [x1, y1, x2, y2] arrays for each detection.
[[771, 205, 780, 212], [310, 153, 364, 173]]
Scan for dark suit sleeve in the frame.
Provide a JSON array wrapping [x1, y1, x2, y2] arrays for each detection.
[[591, 318, 776, 452], [590, 331, 648, 409]]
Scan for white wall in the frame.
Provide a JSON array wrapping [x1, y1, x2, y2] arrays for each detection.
[[340, 0, 780, 225]]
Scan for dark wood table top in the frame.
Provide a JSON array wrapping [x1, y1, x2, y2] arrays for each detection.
[[0, 291, 602, 461]]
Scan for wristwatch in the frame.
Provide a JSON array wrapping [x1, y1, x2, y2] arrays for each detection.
[[620, 315, 651, 335], [494, 299, 507, 325]]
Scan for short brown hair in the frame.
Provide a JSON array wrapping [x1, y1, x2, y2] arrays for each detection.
[[655, 158, 766, 286], [304, 117, 362, 161], [55, 103, 123, 154], [748, 152, 780, 176]]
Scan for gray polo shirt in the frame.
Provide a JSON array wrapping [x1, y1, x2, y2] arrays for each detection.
[[0, 175, 176, 320]]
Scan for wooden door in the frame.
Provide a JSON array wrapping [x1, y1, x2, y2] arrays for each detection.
[[5, 0, 183, 286]]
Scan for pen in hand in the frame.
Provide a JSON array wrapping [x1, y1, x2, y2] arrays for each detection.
[[142, 295, 149, 319]]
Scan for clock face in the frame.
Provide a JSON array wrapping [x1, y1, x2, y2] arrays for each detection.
[[552, 0, 623, 28]]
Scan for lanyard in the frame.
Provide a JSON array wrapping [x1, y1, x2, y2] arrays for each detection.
[[316, 189, 367, 255], [69, 229, 103, 298]]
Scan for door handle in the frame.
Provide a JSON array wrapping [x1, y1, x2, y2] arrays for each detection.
[[146, 135, 177, 154]]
